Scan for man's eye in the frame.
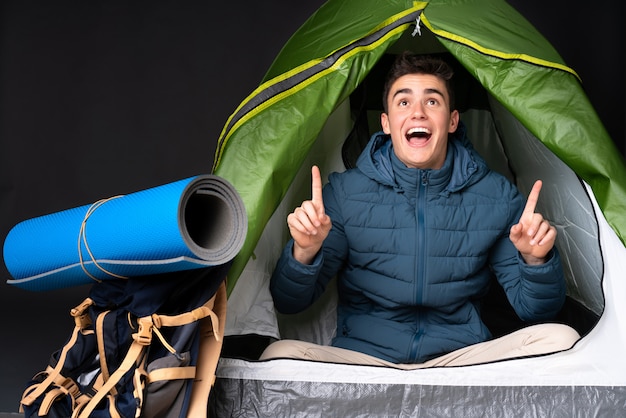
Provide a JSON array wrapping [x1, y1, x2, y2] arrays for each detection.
[[426, 99, 438, 106], [399, 100, 408, 106]]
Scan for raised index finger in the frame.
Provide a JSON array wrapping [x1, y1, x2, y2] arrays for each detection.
[[311, 165, 324, 206], [522, 180, 543, 219]]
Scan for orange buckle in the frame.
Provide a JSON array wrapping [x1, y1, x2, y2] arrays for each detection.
[[61, 378, 80, 398], [71, 298, 94, 329], [133, 318, 153, 346]]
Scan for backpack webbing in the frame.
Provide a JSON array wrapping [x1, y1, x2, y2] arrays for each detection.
[[19, 278, 227, 418]]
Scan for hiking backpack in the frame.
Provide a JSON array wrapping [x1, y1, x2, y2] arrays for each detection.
[[19, 264, 228, 418]]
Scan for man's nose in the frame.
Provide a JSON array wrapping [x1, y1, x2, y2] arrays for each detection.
[[411, 103, 426, 118]]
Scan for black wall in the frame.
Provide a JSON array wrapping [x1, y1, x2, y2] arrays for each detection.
[[0, 1, 326, 411], [0, 0, 623, 412]]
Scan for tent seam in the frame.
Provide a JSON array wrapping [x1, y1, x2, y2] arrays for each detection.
[[212, 6, 424, 171], [419, 13, 580, 81]]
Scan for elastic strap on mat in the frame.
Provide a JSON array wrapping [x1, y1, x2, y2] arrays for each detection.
[[186, 280, 227, 417], [78, 195, 128, 282]]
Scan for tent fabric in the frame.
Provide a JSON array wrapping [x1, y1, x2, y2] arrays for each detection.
[[3, 175, 246, 291], [208, 0, 626, 415], [212, 0, 626, 294]]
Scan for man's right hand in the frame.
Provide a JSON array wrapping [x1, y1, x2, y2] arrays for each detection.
[[287, 165, 332, 264]]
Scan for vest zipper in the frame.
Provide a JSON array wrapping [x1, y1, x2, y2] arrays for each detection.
[[410, 171, 429, 362]]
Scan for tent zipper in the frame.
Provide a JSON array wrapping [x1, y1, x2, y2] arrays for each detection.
[[213, 8, 425, 171]]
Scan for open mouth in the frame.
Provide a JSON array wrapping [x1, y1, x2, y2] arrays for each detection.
[[405, 127, 431, 144]]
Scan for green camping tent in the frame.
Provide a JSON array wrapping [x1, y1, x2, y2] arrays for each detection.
[[209, 0, 626, 415], [213, 0, 626, 295]]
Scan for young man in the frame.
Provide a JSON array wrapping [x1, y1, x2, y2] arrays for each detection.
[[261, 53, 579, 367]]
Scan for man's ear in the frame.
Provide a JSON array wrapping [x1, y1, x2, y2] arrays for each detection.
[[381, 112, 390, 134], [448, 109, 460, 133]]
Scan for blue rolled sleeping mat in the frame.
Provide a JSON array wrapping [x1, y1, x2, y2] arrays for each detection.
[[3, 175, 247, 291]]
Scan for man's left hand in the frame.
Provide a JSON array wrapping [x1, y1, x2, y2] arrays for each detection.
[[509, 180, 557, 265]]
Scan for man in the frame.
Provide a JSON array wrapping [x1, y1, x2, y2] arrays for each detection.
[[261, 53, 579, 367]]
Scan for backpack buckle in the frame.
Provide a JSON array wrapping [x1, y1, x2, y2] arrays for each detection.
[[71, 298, 94, 329], [61, 377, 80, 398], [134, 318, 153, 346]]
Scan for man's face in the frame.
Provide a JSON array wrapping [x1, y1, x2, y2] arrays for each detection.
[[381, 74, 459, 170]]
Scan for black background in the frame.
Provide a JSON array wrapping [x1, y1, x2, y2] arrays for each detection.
[[0, 0, 624, 412]]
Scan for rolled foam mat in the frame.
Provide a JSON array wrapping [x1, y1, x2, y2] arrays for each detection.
[[3, 175, 247, 291]]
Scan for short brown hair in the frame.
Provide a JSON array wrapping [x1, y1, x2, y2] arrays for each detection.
[[382, 52, 455, 113]]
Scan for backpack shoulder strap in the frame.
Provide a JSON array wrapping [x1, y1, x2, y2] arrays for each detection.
[[186, 280, 227, 417], [76, 317, 152, 418], [20, 298, 94, 410]]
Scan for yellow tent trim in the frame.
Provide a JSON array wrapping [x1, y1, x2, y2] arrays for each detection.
[[420, 13, 580, 81], [212, 5, 424, 171]]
